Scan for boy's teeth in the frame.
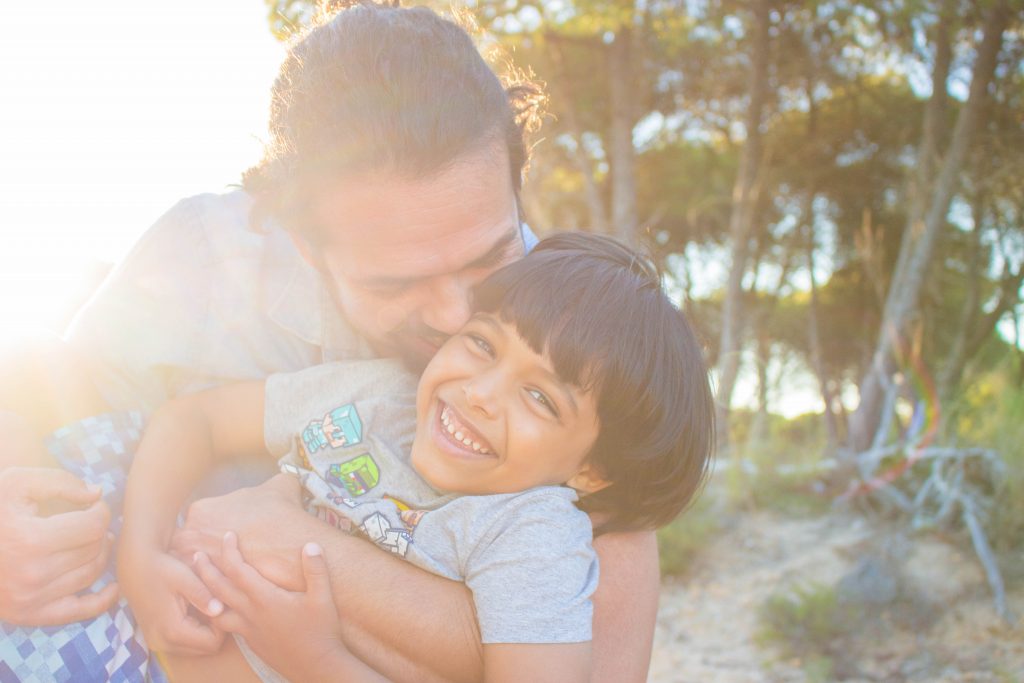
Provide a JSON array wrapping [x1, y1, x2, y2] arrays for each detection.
[[440, 402, 493, 454]]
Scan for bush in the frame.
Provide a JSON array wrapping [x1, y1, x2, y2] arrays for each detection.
[[656, 493, 722, 577]]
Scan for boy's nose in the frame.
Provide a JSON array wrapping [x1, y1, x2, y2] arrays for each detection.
[[463, 375, 498, 418]]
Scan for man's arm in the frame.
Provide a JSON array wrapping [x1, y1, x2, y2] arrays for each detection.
[[173, 479, 663, 683], [173, 476, 485, 683], [590, 530, 660, 682]]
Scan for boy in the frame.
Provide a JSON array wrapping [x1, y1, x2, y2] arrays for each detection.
[[118, 233, 715, 682]]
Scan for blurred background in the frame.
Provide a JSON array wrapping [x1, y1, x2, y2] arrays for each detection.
[[3, 0, 1022, 679]]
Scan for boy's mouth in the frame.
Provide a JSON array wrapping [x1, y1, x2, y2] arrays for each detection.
[[438, 401, 495, 456]]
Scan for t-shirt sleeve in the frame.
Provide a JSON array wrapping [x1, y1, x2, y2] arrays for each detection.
[[263, 359, 416, 456], [463, 489, 598, 644]]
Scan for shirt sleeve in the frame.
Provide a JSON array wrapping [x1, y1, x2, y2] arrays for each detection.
[[65, 196, 218, 412], [463, 489, 598, 644]]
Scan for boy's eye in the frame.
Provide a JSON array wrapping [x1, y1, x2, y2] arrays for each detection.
[[527, 388, 559, 418], [467, 333, 495, 357]]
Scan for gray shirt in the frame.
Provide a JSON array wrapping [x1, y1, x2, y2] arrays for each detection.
[[265, 359, 599, 644]]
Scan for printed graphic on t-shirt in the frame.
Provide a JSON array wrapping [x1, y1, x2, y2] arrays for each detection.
[[360, 511, 412, 557], [327, 453, 380, 496], [301, 403, 363, 453]]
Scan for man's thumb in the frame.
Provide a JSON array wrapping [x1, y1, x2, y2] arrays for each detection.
[[20, 467, 102, 504], [301, 542, 331, 595]]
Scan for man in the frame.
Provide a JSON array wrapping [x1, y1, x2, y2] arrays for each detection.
[[0, 4, 658, 682]]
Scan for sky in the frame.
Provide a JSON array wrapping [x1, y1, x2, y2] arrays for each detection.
[[0, 0, 283, 341]]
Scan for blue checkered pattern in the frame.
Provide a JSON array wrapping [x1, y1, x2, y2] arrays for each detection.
[[0, 413, 168, 683]]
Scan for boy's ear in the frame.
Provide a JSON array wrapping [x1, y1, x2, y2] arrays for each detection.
[[566, 464, 611, 495]]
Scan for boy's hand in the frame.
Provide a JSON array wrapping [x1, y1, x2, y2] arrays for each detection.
[[0, 466, 118, 625], [195, 532, 359, 682], [118, 545, 225, 655]]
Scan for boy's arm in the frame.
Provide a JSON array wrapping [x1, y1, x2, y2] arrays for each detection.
[[174, 487, 660, 683], [118, 381, 268, 653]]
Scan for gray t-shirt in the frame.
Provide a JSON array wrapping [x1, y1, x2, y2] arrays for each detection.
[[264, 359, 599, 645]]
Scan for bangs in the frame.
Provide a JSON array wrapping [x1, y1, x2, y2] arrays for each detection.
[[472, 233, 662, 395]]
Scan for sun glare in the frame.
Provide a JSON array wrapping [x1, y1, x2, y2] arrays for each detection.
[[0, 1, 283, 343]]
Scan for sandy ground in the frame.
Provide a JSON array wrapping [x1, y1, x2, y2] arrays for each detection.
[[647, 510, 1024, 682]]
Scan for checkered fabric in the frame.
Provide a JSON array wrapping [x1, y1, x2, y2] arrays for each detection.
[[0, 413, 168, 683]]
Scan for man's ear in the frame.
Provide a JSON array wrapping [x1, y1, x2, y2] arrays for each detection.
[[289, 232, 319, 269], [566, 463, 611, 495]]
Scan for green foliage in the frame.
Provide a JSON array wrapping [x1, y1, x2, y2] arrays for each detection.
[[756, 583, 862, 681], [724, 410, 833, 517], [951, 360, 1024, 568], [656, 493, 722, 578]]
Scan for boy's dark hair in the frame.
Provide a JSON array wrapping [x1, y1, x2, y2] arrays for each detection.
[[242, 1, 545, 237], [473, 233, 715, 534]]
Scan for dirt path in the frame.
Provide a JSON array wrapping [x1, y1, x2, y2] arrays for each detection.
[[648, 511, 1023, 682]]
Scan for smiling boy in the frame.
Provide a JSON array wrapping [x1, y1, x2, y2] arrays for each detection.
[[118, 233, 715, 682]]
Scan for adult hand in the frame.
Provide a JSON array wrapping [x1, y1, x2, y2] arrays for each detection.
[[170, 474, 310, 591], [0, 466, 118, 626]]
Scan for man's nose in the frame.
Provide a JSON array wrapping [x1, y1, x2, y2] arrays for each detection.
[[420, 275, 472, 337]]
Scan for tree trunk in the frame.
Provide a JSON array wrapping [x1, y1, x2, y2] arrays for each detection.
[[847, 1, 1009, 452], [547, 36, 610, 234], [714, 0, 772, 445], [608, 24, 638, 243]]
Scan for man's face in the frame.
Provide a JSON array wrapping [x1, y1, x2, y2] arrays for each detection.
[[300, 146, 524, 368]]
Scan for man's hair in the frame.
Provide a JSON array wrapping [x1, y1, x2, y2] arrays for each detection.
[[473, 233, 715, 534], [242, 1, 545, 236]]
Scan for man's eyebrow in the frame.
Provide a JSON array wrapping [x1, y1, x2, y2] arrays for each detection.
[[463, 225, 523, 270]]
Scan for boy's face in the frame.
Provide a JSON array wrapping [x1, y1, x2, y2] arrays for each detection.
[[411, 313, 604, 496]]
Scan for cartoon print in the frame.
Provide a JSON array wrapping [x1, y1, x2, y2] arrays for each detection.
[[360, 512, 411, 557], [301, 403, 363, 454], [382, 495, 411, 512], [294, 435, 313, 469], [327, 454, 380, 497], [399, 508, 427, 532], [316, 506, 356, 532]]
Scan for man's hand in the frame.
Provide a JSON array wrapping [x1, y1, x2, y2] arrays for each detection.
[[170, 474, 309, 591], [0, 466, 118, 626]]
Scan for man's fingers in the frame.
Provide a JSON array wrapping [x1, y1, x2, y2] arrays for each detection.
[[16, 467, 103, 505], [29, 499, 111, 552], [300, 543, 331, 596], [27, 582, 120, 626], [193, 551, 246, 612], [35, 533, 114, 604], [169, 528, 219, 561]]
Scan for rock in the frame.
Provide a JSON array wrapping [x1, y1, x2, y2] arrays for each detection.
[[837, 555, 900, 605]]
